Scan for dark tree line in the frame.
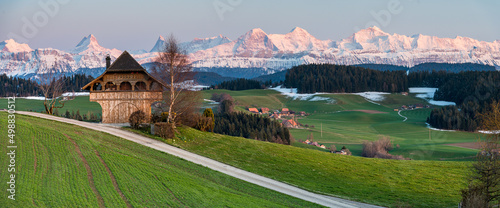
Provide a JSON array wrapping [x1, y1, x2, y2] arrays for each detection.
[[213, 112, 291, 145], [0, 74, 41, 97], [427, 71, 500, 131], [211, 78, 264, 91], [284, 64, 408, 93], [0, 74, 94, 97], [60, 74, 95, 93]]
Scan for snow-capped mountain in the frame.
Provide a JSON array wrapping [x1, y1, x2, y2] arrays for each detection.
[[179, 35, 231, 54], [1, 26, 499, 79], [0, 39, 33, 53], [149, 35, 165, 53]]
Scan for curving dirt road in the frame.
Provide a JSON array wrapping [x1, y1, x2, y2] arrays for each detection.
[[16, 111, 383, 208]]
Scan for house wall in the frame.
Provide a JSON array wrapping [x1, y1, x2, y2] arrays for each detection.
[[90, 91, 163, 123]]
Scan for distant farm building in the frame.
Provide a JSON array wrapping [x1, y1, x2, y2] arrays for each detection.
[[282, 119, 298, 128], [248, 108, 259, 114], [261, 107, 269, 114], [82, 51, 165, 123], [281, 108, 289, 114]]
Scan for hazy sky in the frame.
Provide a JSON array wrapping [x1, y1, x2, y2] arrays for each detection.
[[1, 0, 498, 51]]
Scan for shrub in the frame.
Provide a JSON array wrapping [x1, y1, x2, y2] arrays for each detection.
[[460, 184, 487, 208], [195, 116, 214, 132], [362, 136, 405, 160], [154, 122, 175, 139], [330, 145, 336, 153], [151, 113, 162, 123], [202, 108, 215, 131], [177, 112, 199, 128], [129, 110, 146, 129]]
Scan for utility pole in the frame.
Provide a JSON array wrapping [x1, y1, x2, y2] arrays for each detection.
[[429, 128, 431, 141], [321, 123, 323, 138]]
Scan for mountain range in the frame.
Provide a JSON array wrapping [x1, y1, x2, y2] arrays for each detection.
[[1, 26, 499, 79]]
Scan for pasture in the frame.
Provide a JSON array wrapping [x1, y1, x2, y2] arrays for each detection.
[[0, 112, 319, 207], [202, 89, 482, 161]]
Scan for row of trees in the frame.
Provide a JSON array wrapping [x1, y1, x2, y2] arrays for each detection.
[[211, 78, 263, 91], [284, 64, 408, 93], [427, 71, 500, 131], [0, 74, 94, 97], [0, 74, 41, 97], [213, 112, 291, 145], [461, 102, 500, 207]]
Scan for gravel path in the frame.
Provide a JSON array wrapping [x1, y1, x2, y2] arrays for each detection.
[[16, 111, 383, 208]]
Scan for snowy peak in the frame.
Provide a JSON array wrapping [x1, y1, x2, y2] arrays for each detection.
[[351, 26, 389, 42], [75, 34, 98, 48], [180, 34, 231, 54], [233, 28, 277, 56], [0, 39, 33, 53], [72, 34, 107, 54], [269, 27, 328, 52], [149, 35, 165, 53], [289, 26, 309, 35]]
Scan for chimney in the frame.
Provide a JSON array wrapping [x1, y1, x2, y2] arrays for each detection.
[[105, 55, 111, 69]]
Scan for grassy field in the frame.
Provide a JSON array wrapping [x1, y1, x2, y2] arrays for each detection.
[[0, 112, 320, 207], [128, 126, 469, 208], [202, 89, 482, 161], [3, 89, 483, 161], [0, 96, 102, 116]]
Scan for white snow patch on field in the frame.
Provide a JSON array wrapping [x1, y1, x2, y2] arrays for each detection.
[[478, 130, 500, 134], [21, 96, 46, 100], [270, 86, 332, 102], [409, 87, 455, 106], [18, 91, 90, 100], [62, 92, 89, 96], [354, 92, 390, 102]]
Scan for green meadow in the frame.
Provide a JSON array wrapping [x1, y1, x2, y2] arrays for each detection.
[[0, 112, 319, 207], [128, 126, 469, 208], [0, 96, 101, 116], [202, 89, 482, 161]]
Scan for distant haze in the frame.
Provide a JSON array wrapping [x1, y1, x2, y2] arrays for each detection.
[[0, 0, 498, 51]]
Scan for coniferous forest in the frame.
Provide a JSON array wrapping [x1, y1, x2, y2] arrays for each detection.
[[426, 71, 500, 131], [211, 78, 264, 91], [213, 112, 291, 145], [0, 74, 94, 97], [284, 64, 408, 93]]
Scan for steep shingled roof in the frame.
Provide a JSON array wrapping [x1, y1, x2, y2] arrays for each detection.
[[106, 51, 145, 72]]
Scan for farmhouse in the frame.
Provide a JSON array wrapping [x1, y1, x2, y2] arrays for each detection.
[[82, 51, 165, 123], [281, 108, 290, 114], [261, 107, 269, 114], [282, 119, 298, 128], [248, 107, 259, 114]]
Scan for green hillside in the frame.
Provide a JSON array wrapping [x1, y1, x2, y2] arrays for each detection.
[[202, 89, 482, 161], [0, 112, 319, 208], [129, 126, 469, 208], [0, 96, 101, 116]]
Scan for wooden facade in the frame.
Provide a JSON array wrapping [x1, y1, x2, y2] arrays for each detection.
[[82, 51, 164, 123]]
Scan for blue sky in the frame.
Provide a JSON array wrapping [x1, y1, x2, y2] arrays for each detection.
[[0, 0, 498, 51]]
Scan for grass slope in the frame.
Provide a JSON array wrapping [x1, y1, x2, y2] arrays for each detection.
[[130, 127, 469, 208], [0, 96, 101, 116], [0, 112, 320, 208], [202, 89, 482, 161]]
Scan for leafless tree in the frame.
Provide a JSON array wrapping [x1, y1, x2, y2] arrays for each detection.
[[151, 34, 200, 128], [461, 101, 500, 207], [37, 61, 72, 115]]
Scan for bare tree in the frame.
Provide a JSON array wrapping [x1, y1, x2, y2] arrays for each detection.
[[151, 34, 199, 128], [37, 61, 72, 115], [462, 101, 500, 207]]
